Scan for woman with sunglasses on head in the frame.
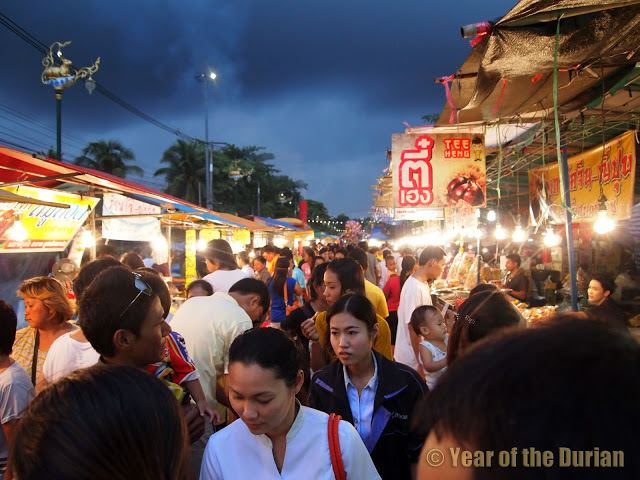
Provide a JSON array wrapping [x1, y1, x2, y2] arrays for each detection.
[[13, 276, 75, 393], [200, 327, 380, 479], [309, 294, 427, 479]]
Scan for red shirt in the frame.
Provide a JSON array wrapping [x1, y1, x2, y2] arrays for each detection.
[[383, 275, 401, 312]]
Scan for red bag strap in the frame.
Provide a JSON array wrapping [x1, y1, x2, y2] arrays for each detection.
[[328, 413, 346, 480]]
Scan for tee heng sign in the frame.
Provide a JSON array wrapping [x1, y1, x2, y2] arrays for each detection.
[[391, 132, 486, 219]]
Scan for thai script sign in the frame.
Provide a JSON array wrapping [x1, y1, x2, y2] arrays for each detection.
[[529, 130, 636, 223], [391, 132, 486, 216], [0, 186, 98, 252]]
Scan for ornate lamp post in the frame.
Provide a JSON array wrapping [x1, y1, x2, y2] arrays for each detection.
[[41, 41, 100, 161]]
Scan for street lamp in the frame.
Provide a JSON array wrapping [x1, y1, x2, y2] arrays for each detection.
[[195, 70, 217, 210], [41, 41, 100, 161], [228, 164, 261, 215]]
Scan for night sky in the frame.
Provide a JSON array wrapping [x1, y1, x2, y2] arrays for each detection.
[[0, 1, 515, 216]]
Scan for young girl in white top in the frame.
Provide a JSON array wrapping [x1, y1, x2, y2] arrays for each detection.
[[410, 306, 447, 390]]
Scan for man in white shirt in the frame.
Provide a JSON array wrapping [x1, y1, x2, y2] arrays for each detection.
[[395, 247, 446, 375], [171, 278, 269, 476], [170, 278, 269, 412], [202, 239, 250, 293]]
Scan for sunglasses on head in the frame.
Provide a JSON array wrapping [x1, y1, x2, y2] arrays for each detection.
[[119, 272, 153, 319]]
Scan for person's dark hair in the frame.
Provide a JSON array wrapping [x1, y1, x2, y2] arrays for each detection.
[[448, 290, 522, 365], [78, 266, 158, 358], [348, 247, 369, 272], [326, 258, 365, 295], [10, 364, 187, 480], [319, 247, 329, 255], [271, 257, 291, 296], [469, 282, 498, 296], [326, 293, 377, 334], [237, 251, 251, 266], [400, 255, 417, 290], [186, 279, 213, 296], [313, 255, 325, 264], [308, 263, 328, 301], [95, 242, 117, 258], [253, 255, 267, 266], [280, 247, 293, 261], [591, 273, 616, 295], [0, 300, 17, 356], [409, 305, 441, 336], [73, 257, 122, 299], [303, 247, 316, 269], [506, 253, 522, 267], [229, 327, 300, 387], [382, 249, 392, 259], [120, 252, 145, 271], [414, 319, 640, 479], [334, 247, 348, 258], [262, 245, 276, 254], [357, 240, 369, 251], [136, 269, 171, 319], [418, 246, 446, 267], [204, 239, 238, 270], [228, 278, 270, 316]]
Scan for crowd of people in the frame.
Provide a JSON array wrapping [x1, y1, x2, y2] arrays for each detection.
[[0, 239, 638, 479]]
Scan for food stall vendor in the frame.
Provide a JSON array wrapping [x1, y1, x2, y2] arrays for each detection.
[[503, 253, 528, 302]]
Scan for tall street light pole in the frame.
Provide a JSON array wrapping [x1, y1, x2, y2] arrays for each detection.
[[41, 41, 100, 161], [196, 71, 217, 210]]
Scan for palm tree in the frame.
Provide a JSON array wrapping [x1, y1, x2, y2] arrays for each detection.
[[74, 140, 142, 178], [154, 140, 205, 204]]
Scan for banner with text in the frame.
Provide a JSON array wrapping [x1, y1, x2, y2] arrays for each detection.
[[102, 193, 162, 241], [0, 186, 98, 253], [391, 132, 486, 217], [528, 130, 636, 224]]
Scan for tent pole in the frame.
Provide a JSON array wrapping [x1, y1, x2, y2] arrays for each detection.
[[559, 146, 578, 310]]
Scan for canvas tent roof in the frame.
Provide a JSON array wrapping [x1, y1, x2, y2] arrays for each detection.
[[437, 0, 640, 126]]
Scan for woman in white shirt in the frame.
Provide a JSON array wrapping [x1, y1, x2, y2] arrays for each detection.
[[200, 327, 380, 479], [202, 240, 249, 293]]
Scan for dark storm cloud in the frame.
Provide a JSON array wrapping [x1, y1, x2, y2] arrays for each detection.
[[0, 0, 516, 215]]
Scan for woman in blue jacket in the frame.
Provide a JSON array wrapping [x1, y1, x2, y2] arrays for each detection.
[[309, 293, 428, 479]]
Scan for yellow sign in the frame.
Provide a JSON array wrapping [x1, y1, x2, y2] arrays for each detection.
[[185, 229, 197, 288], [0, 186, 99, 252], [529, 131, 636, 223]]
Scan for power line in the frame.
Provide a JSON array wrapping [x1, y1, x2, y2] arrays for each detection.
[[0, 11, 211, 145], [0, 102, 89, 147]]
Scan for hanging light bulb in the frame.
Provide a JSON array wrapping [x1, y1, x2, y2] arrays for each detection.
[[8, 217, 27, 242], [512, 225, 528, 243], [543, 227, 561, 247], [81, 229, 95, 249], [494, 224, 508, 240], [593, 210, 615, 235], [152, 234, 169, 252], [196, 238, 208, 252], [486, 210, 497, 222]]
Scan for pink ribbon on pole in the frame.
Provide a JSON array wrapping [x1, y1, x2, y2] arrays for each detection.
[[441, 74, 458, 124]]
